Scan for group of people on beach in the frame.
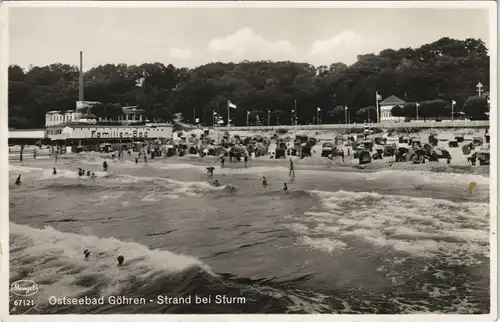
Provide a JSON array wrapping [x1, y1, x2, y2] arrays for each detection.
[[76, 161, 109, 179], [14, 159, 111, 186], [208, 156, 295, 191], [78, 168, 97, 179]]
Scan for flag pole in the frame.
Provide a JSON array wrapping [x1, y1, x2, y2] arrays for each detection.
[[227, 101, 230, 128], [451, 101, 454, 121], [294, 100, 298, 125], [375, 91, 380, 124]]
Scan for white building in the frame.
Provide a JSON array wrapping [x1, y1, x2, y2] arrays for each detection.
[[45, 101, 146, 127], [379, 95, 406, 123], [45, 110, 82, 127], [46, 124, 173, 141], [118, 106, 146, 124]]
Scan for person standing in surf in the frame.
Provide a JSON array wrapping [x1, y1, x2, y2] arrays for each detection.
[[244, 154, 248, 168], [15, 175, 21, 186], [289, 158, 295, 177]]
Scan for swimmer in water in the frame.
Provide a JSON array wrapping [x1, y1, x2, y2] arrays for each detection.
[[84, 249, 90, 260], [244, 155, 248, 168], [53, 168, 57, 175], [206, 167, 215, 177], [86, 170, 91, 177], [103, 161, 108, 171], [220, 156, 225, 168], [262, 176, 268, 186], [283, 182, 288, 191], [15, 175, 21, 186], [213, 180, 221, 187], [135, 157, 138, 164], [117, 255, 124, 266]]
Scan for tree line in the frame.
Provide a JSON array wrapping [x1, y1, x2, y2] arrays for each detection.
[[8, 37, 490, 129]]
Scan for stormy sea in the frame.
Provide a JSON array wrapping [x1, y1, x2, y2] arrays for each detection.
[[9, 156, 490, 314]]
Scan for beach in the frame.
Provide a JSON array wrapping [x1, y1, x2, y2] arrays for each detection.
[[9, 147, 490, 314]]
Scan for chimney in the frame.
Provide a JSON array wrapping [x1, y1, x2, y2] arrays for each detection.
[[79, 51, 84, 102]]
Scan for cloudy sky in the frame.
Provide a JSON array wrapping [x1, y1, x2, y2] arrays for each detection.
[[8, 5, 492, 70]]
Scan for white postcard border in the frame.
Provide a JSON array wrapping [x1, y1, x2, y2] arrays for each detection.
[[0, 1, 497, 322]]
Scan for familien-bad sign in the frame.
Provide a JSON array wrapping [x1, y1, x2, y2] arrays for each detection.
[[91, 129, 149, 139]]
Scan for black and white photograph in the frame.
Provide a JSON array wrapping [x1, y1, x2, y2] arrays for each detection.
[[3, 1, 497, 318]]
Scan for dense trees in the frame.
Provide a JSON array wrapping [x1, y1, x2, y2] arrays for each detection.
[[8, 37, 490, 128], [464, 96, 490, 119]]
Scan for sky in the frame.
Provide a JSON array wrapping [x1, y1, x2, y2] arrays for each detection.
[[8, 6, 492, 70]]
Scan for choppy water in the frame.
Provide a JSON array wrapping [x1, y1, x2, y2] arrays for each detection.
[[9, 155, 491, 314]]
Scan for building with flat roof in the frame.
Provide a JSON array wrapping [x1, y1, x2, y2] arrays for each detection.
[[8, 129, 47, 145], [46, 123, 173, 142], [45, 101, 147, 127]]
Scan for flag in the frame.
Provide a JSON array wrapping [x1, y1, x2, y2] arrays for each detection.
[[228, 100, 237, 109], [416, 103, 420, 107], [213, 111, 217, 115], [452, 100, 457, 106], [217, 119, 224, 124], [376, 92, 382, 101], [247, 110, 250, 115], [317, 107, 321, 112], [195, 118, 199, 123]]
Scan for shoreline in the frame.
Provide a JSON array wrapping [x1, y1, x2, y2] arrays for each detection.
[[11, 152, 489, 177]]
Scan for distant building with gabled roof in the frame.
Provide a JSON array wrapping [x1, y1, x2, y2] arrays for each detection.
[[379, 95, 406, 123]]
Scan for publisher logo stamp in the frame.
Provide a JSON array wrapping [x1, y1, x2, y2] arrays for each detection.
[[11, 280, 39, 297]]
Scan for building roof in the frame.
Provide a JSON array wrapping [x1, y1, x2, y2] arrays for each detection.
[[9, 129, 46, 139], [46, 110, 78, 115], [380, 95, 405, 106], [64, 123, 173, 129], [122, 106, 145, 114], [80, 114, 97, 119]]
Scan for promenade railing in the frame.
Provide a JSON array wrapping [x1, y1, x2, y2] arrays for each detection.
[[215, 120, 489, 131]]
